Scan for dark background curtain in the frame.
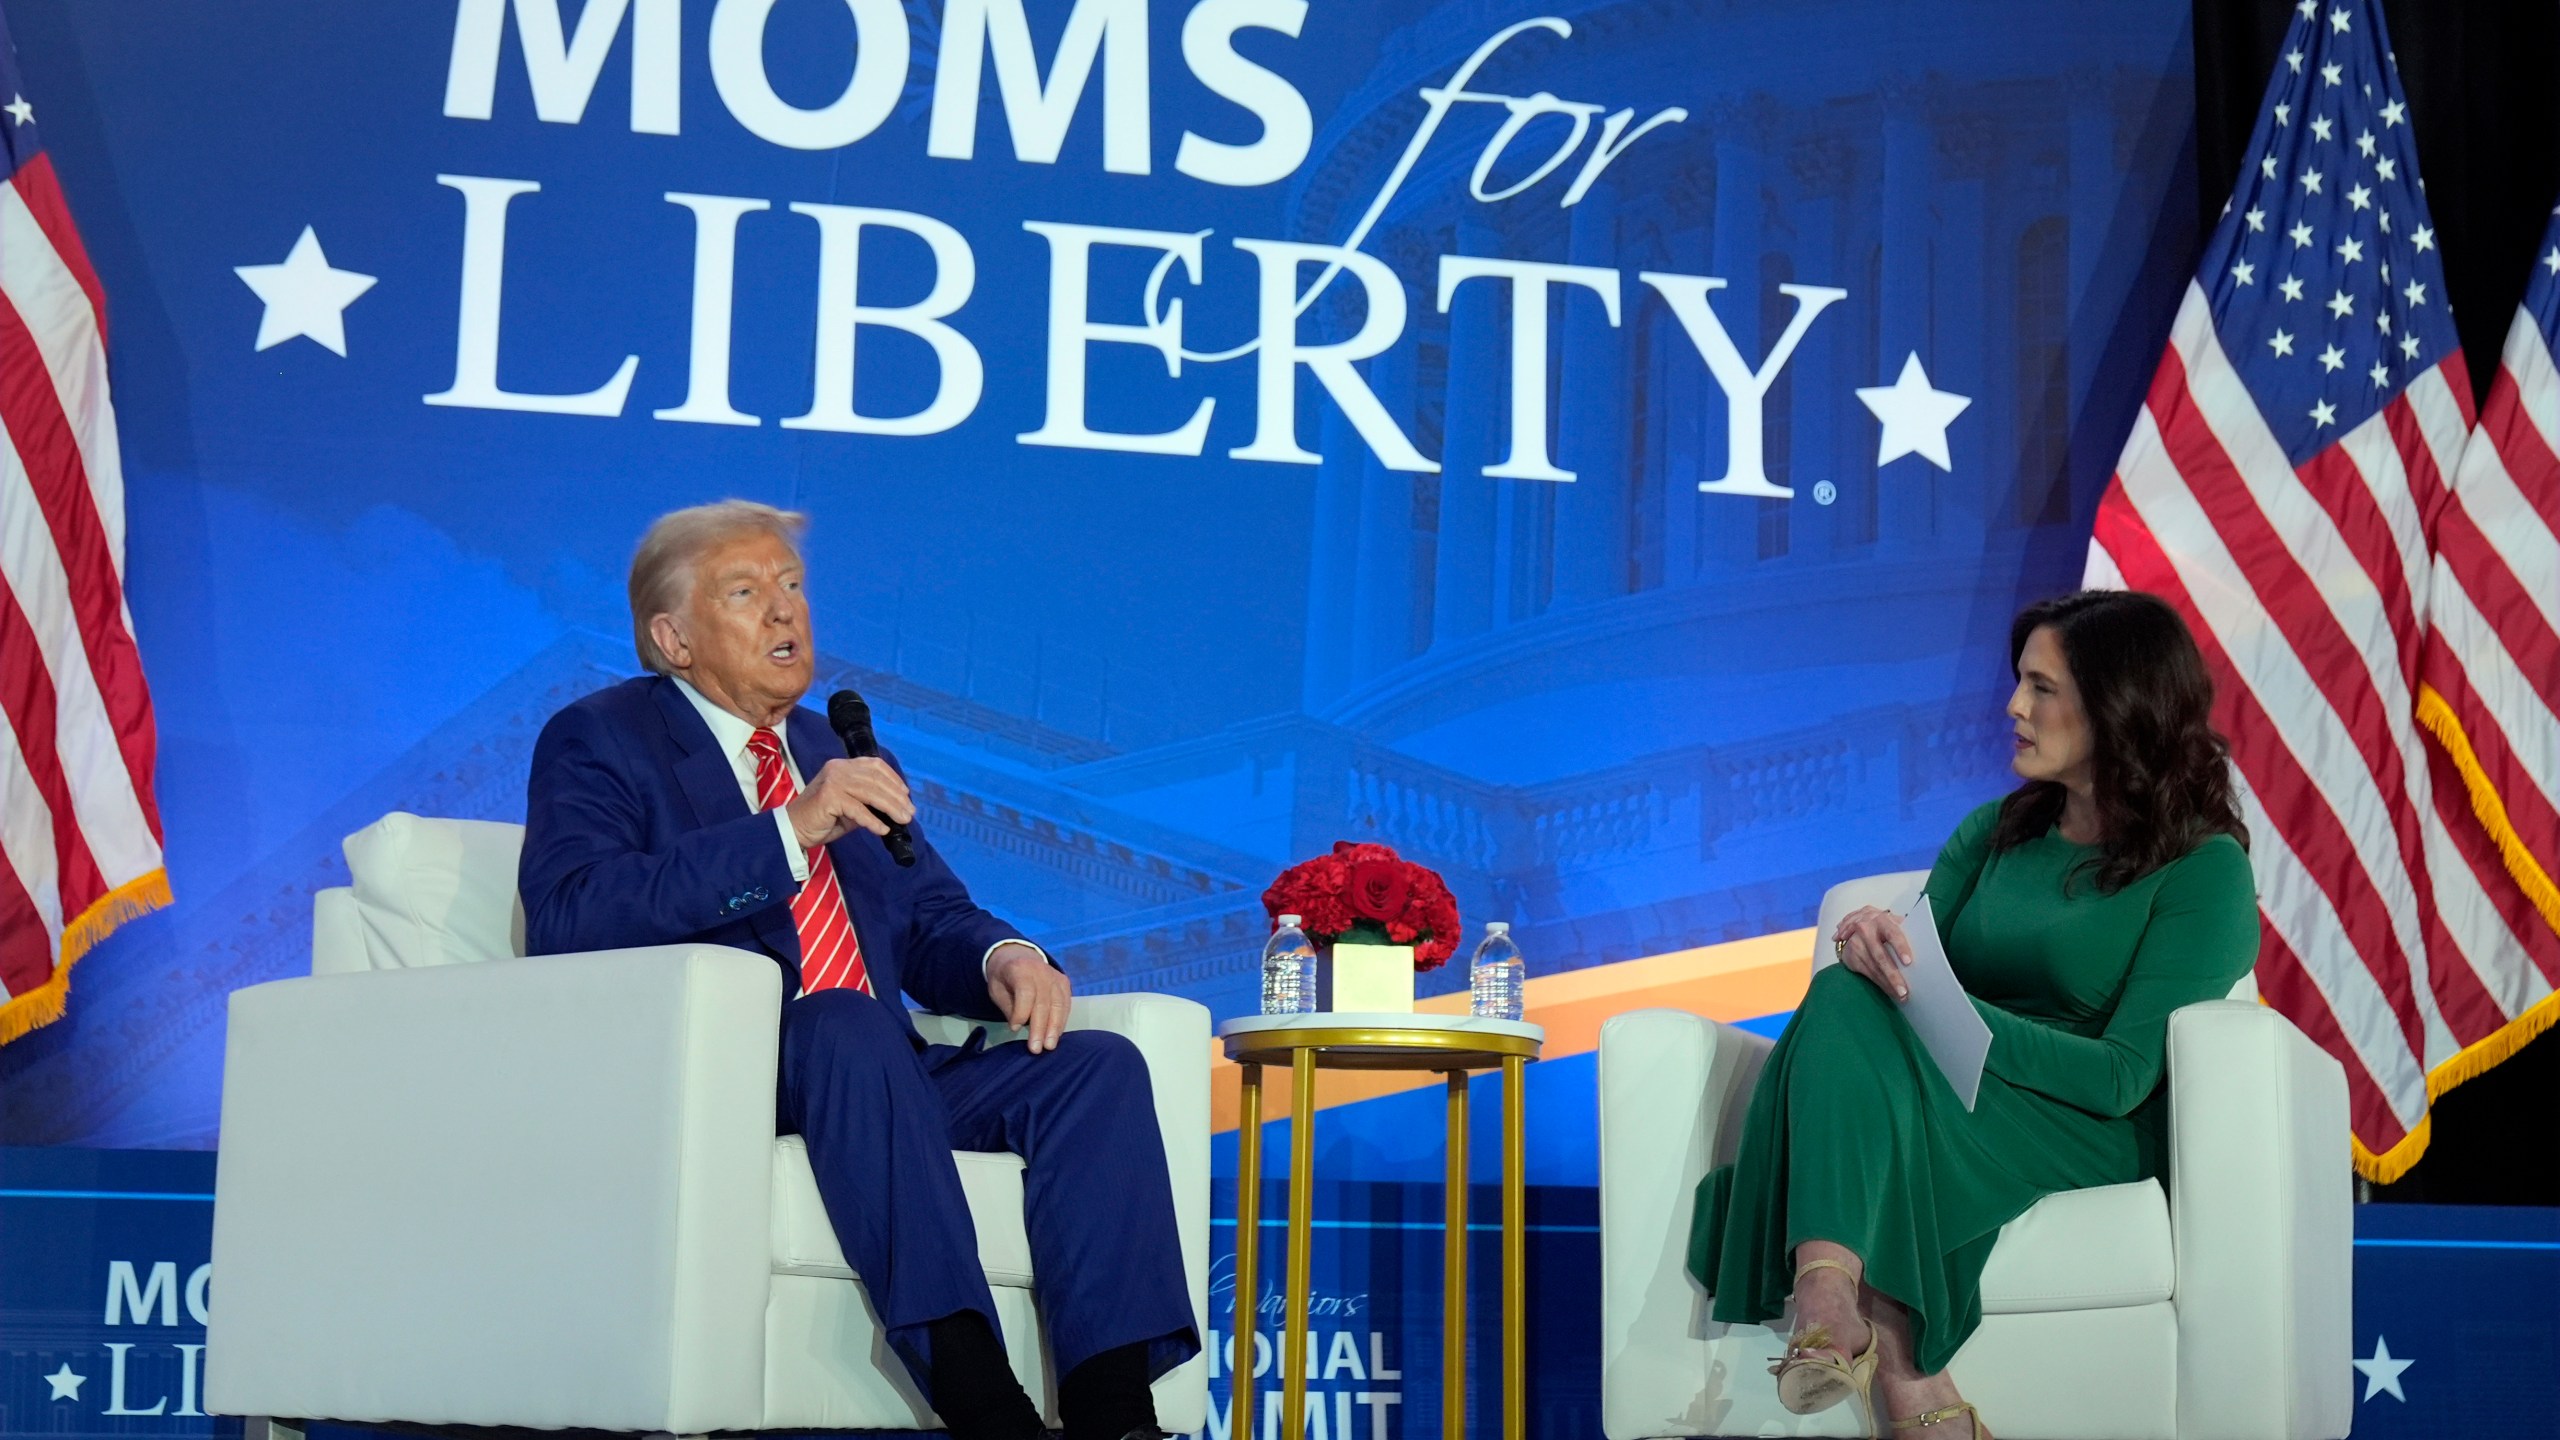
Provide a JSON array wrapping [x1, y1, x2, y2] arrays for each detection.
[[2193, 0, 2560, 1205]]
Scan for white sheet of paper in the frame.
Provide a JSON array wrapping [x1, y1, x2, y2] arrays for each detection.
[[1896, 894, 1993, 1110]]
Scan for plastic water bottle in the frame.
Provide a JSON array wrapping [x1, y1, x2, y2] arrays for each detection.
[[1261, 915, 1319, 1015], [1470, 922, 1524, 1020]]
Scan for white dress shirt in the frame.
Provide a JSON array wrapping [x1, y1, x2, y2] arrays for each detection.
[[670, 678, 1032, 981]]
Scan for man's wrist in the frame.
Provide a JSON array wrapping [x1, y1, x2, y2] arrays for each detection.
[[984, 938, 1047, 978]]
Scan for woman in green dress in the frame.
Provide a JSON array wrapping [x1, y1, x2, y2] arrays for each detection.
[[1686, 590, 2259, 1439]]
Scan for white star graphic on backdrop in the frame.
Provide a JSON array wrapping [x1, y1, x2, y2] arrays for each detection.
[[2404, 280, 2427, 306], [2286, 48, 2305, 73], [2301, 168, 2325, 195], [2270, 329, 2296, 357], [2323, 61, 2345, 86], [2413, 225, 2436, 252], [2544, 246, 2560, 275], [2353, 1337, 2412, 1401], [2370, 360, 2390, 387], [233, 227, 377, 356], [2330, 5, 2351, 31], [2356, 130, 2377, 157], [1855, 353, 1970, 472], [2401, 333, 2423, 359], [3, 94, 31, 127], [2377, 156, 2397, 181], [2310, 115, 2334, 142], [2346, 184, 2373, 211], [44, 1363, 85, 1401], [2328, 290, 2356, 320], [2280, 276, 2307, 301], [2337, 237, 2365, 265], [2311, 399, 2338, 428], [2291, 221, 2317, 248], [2319, 344, 2346, 372], [2246, 207, 2267, 232], [2380, 98, 2406, 126], [2232, 260, 2257, 286]]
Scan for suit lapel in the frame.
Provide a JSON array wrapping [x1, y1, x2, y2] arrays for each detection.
[[652, 677, 800, 963]]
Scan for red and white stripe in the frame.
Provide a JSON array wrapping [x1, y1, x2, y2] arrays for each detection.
[[2090, 281, 2553, 1169], [2418, 301, 2560, 992], [747, 728, 870, 997], [0, 150, 167, 1040]]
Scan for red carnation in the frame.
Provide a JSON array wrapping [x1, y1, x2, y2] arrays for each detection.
[[1263, 840, 1461, 971]]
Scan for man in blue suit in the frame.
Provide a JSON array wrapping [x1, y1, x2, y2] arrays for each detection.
[[519, 501, 1195, 1440]]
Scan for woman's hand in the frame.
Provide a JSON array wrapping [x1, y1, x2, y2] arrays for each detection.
[[1832, 905, 1915, 1000]]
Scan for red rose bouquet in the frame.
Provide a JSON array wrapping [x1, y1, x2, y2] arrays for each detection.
[[1261, 841, 1461, 970]]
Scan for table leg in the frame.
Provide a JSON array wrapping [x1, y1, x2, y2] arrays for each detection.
[[1284, 1049, 1318, 1440], [1442, 1070, 1469, 1440], [1502, 1054, 1526, 1440], [1232, 1063, 1262, 1440]]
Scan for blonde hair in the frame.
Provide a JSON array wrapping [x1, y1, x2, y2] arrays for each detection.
[[627, 500, 808, 674]]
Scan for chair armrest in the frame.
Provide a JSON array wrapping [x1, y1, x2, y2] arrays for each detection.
[[2167, 1000, 2354, 1440], [1597, 1009, 1774, 1440], [912, 993, 1214, 1434], [206, 946, 784, 1434]]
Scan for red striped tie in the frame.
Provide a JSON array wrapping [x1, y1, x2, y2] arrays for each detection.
[[748, 728, 871, 996]]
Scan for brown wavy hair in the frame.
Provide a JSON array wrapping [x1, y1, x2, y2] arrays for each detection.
[[1991, 590, 2247, 891]]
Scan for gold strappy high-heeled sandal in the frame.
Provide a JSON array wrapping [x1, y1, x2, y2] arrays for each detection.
[[1892, 1401, 1991, 1439], [1769, 1257, 1879, 1432]]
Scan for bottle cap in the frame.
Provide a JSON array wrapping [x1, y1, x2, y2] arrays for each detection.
[[1277, 914, 1302, 928], [1487, 921, 1510, 935]]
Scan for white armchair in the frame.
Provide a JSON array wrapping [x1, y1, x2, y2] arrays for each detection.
[[205, 812, 1211, 1436], [1598, 871, 2352, 1440]]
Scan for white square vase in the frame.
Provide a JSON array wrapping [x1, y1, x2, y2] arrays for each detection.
[[1324, 942, 1415, 1013]]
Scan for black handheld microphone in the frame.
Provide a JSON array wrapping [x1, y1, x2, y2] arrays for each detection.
[[827, 688, 917, 867]]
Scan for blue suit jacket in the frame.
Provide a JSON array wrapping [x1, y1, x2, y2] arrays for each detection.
[[518, 675, 1024, 1037]]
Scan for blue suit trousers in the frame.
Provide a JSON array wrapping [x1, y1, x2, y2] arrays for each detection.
[[776, 989, 1198, 1391]]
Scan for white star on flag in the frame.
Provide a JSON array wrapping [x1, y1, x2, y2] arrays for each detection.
[[3, 93, 31, 126], [234, 227, 377, 357], [2352, 1337, 2411, 1401], [1855, 353, 1970, 472], [44, 1363, 84, 1401]]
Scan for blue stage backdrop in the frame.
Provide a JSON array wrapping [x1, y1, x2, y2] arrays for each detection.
[[0, 0, 2195, 1147]]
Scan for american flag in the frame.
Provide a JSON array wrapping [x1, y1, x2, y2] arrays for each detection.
[[2411, 201, 2560, 1103], [2089, 0, 2556, 1179], [0, 6, 168, 1045]]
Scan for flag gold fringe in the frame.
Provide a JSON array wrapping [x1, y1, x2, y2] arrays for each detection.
[[2416, 684, 2560, 938], [2353, 987, 2560, 1183], [0, 868, 172, 1047], [2348, 686, 2560, 1183]]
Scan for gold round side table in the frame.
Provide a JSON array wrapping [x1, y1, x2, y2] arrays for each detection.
[[1218, 1013, 1545, 1440]]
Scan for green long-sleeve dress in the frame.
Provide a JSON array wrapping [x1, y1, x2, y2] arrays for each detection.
[[1686, 799, 2258, 1374]]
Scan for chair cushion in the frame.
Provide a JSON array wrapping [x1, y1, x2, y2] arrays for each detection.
[[1978, 1179, 2173, 1313], [341, 812, 528, 968], [771, 1136, 1035, 1289]]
